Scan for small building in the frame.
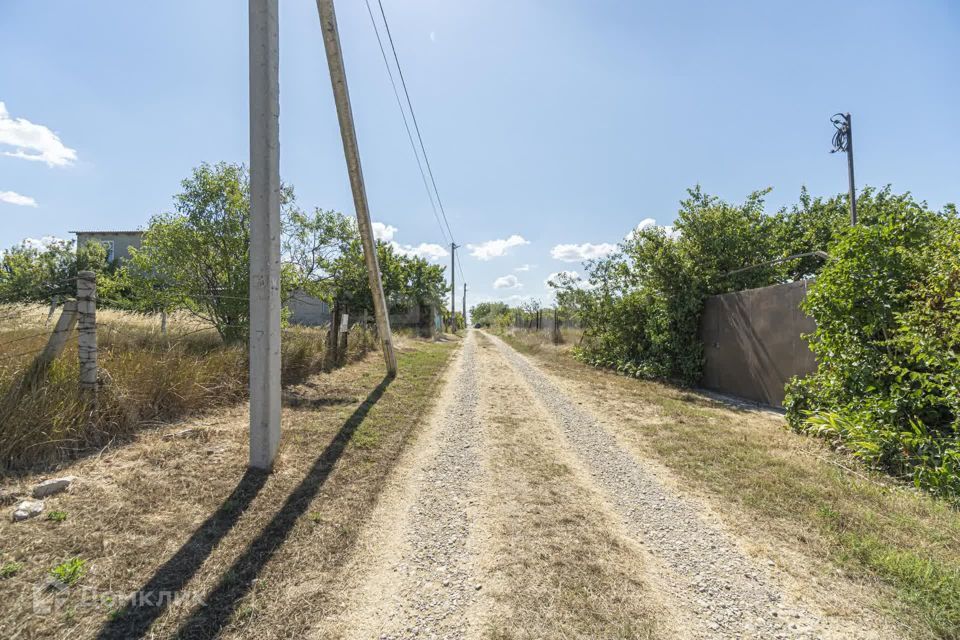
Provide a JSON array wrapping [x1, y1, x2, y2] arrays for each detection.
[[70, 229, 333, 326], [70, 230, 143, 263], [286, 291, 331, 326]]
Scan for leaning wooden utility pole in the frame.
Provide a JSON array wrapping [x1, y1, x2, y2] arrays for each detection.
[[316, 0, 397, 377], [248, 0, 282, 470], [450, 242, 458, 332]]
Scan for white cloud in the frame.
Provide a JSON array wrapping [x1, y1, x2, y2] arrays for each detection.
[[0, 190, 37, 207], [624, 217, 657, 241], [550, 242, 617, 263], [467, 235, 529, 261], [429, 31, 437, 42], [372, 221, 398, 242], [22, 235, 69, 251], [545, 270, 580, 287], [373, 222, 447, 261], [514, 264, 534, 272], [624, 218, 683, 242], [0, 102, 77, 167], [391, 241, 448, 262], [493, 274, 522, 289]]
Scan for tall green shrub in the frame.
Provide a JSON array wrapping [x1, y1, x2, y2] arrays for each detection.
[[785, 190, 960, 498], [566, 187, 788, 384]]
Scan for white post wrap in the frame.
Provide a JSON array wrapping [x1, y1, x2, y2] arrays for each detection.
[[248, 0, 282, 470]]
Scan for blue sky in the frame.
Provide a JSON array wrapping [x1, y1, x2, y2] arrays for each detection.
[[2, 1, 958, 306]]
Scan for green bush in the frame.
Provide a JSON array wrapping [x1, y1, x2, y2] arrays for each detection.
[[549, 183, 960, 499], [785, 192, 960, 499], [564, 186, 810, 384]]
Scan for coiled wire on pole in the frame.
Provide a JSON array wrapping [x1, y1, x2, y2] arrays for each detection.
[[830, 113, 850, 154]]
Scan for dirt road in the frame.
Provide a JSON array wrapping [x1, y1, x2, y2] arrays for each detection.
[[322, 330, 890, 639]]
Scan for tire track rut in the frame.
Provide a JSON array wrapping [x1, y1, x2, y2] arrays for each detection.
[[485, 331, 881, 640], [338, 334, 486, 639]]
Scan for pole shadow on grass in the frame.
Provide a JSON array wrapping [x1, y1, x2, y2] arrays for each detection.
[[97, 376, 392, 640]]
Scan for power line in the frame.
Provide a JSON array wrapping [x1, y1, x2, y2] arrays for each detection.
[[366, 0, 466, 290], [374, 0, 466, 288], [374, 0, 456, 246], [362, 0, 448, 246]]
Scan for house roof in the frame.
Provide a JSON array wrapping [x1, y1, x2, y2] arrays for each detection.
[[69, 230, 143, 235]]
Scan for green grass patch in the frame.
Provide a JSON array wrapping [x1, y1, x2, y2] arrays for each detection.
[[50, 557, 86, 586], [1, 562, 22, 579], [46, 510, 68, 522], [348, 342, 456, 450]]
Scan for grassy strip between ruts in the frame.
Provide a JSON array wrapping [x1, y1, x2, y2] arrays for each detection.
[[475, 334, 663, 639], [0, 336, 458, 640], [499, 331, 960, 640]]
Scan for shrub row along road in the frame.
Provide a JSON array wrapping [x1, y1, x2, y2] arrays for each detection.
[[319, 331, 886, 639]]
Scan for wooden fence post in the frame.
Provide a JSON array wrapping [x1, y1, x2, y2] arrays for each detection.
[[325, 299, 342, 370], [338, 310, 349, 366], [77, 271, 97, 393], [362, 309, 369, 351]]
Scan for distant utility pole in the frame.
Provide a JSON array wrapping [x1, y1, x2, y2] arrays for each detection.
[[462, 282, 467, 329], [830, 112, 857, 225], [450, 242, 459, 332], [316, 0, 397, 377], [248, 0, 281, 470]]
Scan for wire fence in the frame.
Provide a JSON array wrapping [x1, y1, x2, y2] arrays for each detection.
[[0, 273, 384, 470]]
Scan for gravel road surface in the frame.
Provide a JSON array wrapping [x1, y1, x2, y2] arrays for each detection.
[[341, 333, 486, 640], [485, 331, 879, 639], [333, 331, 886, 639]]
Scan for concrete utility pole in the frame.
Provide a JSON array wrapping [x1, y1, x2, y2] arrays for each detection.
[[450, 242, 458, 332], [77, 271, 97, 394], [248, 0, 282, 470], [316, 0, 398, 377]]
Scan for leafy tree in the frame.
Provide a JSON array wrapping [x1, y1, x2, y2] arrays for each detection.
[[0, 239, 75, 303], [784, 189, 959, 497], [556, 186, 789, 383], [0, 238, 128, 306], [470, 301, 510, 327], [298, 211, 447, 317], [128, 162, 298, 342], [771, 186, 848, 280]]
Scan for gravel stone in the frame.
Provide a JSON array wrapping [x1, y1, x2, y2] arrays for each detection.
[[488, 334, 839, 640], [12, 499, 44, 522], [372, 334, 483, 639], [32, 476, 75, 499]]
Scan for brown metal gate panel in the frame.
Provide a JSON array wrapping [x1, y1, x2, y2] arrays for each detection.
[[699, 280, 817, 408]]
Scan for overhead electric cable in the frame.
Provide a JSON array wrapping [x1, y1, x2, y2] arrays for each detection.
[[363, 0, 449, 245], [375, 0, 456, 244]]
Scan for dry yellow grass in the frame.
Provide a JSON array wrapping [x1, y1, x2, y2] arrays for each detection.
[[0, 303, 369, 472], [494, 326, 582, 357], [0, 336, 458, 639], [475, 334, 667, 639]]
